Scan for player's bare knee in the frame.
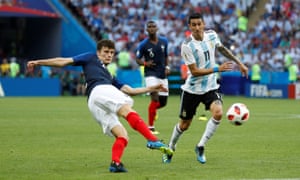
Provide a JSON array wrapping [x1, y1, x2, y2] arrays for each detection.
[[118, 104, 134, 118], [212, 110, 223, 120], [179, 125, 189, 131], [179, 120, 191, 131], [211, 104, 223, 120]]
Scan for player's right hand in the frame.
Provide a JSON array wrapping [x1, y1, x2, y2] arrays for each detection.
[[219, 61, 234, 72], [145, 60, 156, 67]]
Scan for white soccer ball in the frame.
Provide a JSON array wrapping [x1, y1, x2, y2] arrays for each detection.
[[226, 103, 250, 126]]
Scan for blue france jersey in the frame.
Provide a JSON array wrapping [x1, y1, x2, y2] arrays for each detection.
[[136, 36, 168, 79], [72, 52, 124, 97]]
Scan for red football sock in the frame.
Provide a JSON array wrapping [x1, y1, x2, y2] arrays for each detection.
[[112, 137, 128, 163], [148, 101, 160, 126], [126, 112, 157, 141]]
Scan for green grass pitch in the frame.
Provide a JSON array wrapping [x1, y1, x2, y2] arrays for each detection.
[[0, 95, 299, 180]]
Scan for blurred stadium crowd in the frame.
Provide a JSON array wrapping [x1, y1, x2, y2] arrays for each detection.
[[0, 0, 299, 95], [64, 0, 299, 72]]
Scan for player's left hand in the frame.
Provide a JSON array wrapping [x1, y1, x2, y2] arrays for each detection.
[[239, 64, 248, 78], [27, 61, 38, 73]]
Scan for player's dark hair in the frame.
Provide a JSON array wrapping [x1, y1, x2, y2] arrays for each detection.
[[97, 39, 115, 50], [188, 13, 204, 24], [146, 20, 157, 27]]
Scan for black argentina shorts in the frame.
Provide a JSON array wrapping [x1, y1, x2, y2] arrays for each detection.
[[179, 89, 222, 120]]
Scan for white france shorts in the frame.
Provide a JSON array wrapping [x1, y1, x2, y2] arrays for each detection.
[[88, 85, 133, 137], [145, 76, 169, 96]]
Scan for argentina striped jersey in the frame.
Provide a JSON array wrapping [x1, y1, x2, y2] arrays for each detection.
[[180, 30, 222, 95]]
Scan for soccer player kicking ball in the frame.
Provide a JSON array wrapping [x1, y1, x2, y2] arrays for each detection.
[[27, 39, 173, 173], [162, 13, 248, 164]]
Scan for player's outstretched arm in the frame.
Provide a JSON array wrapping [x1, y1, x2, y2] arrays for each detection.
[[120, 84, 167, 96], [27, 57, 74, 72], [217, 45, 248, 78]]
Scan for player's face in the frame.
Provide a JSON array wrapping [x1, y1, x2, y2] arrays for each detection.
[[188, 18, 205, 40], [146, 23, 158, 35], [97, 47, 115, 65]]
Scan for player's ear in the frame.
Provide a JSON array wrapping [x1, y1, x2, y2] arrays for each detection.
[[96, 51, 101, 59]]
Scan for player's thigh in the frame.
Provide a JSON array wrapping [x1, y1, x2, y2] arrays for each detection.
[[179, 91, 201, 120], [89, 104, 123, 137], [202, 90, 223, 110]]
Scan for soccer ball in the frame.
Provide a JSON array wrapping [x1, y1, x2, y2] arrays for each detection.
[[226, 103, 250, 126]]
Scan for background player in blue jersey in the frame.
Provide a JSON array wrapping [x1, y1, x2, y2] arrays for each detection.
[[135, 20, 170, 134], [27, 39, 173, 173], [162, 13, 248, 164]]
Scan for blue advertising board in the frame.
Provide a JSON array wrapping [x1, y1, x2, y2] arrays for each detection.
[[0, 78, 60, 96]]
